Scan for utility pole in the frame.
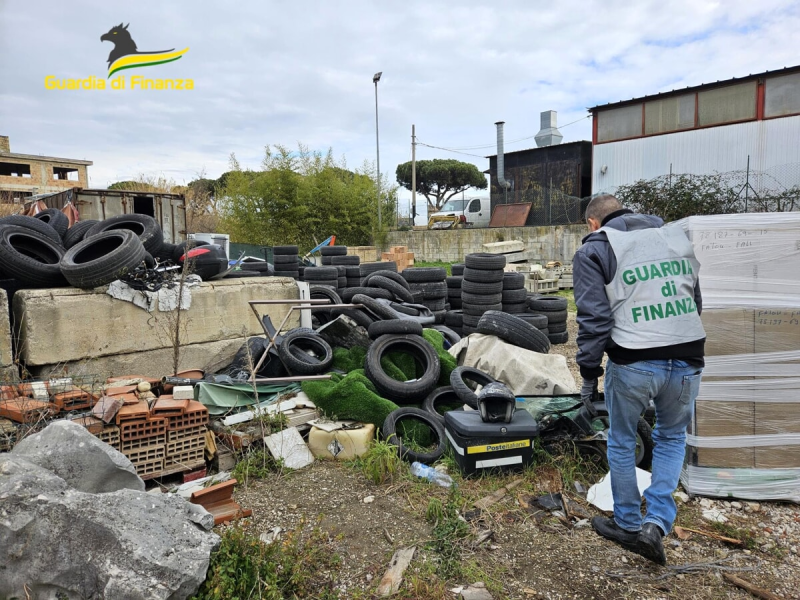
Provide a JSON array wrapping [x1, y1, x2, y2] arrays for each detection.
[[373, 72, 382, 230], [411, 124, 417, 224]]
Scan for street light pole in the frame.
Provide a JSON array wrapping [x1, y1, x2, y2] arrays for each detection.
[[373, 71, 382, 230]]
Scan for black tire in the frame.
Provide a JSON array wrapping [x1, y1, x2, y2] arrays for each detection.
[[445, 276, 462, 289], [462, 267, 504, 283], [501, 288, 527, 303], [461, 291, 503, 305], [60, 230, 147, 289], [421, 298, 446, 312], [308, 279, 339, 289], [390, 303, 420, 316], [63, 220, 98, 249], [502, 272, 525, 289], [240, 262, 271, 272], [0, 225, 67, 287], [225, 270, 261, 279], [320, 245, 347, 256], [273, 245, 298, 255], [382, 407, 446, 464], [412, 281, 447, 299], [528, 295, 568, 312], [449, 298, 463, 310], [273, 254, 299, 265], [423, 386, 464, 424], [445, 310, 463, 327], [547, 331, 569, 345], [462, 324, 478, 335], [462, 302, 500, 316], [465, 253, 506, 270], [87, 214, 163, 255], [518, 313, 549, 330], [431, 324, 459, 344], [451, 264, 465, 276], [346, 278, 361, 287], [351, 293, 398, 321], [363, 269, 411, 290], [278, 328, 334, 375], [593, 405, 654, 469], [341, 286, 393, 302], [33, 208, 69, 238], [462, 313, 481, 327], [331, 307, 374, 329], [365, 334, 440, 403], [411, 290, 424, 303], [450, 366, 497, 409], [360, 261, 395, 276], [502, 302, 527, 314], [368, 319, 423, 339], [321, 257, 333, 265], [477, 310, 550, 353], [345, 266, 361, 278], [548, 321, 568, 334], [274, 270, 300, 278], [304, 266, 339, 280], [461, 279, 503, 295], [310, 285, 341, 308], [368, 275, 414, 303], [432, 309, 447, 324], [402, 267, 446, 283], [337, 277, 347, 288], [0, 215, 61, 245], [540, 309, 568, 324], [155, 241, 177, 262], [331, 255, 359, 265]]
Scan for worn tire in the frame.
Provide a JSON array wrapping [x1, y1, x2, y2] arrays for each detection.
[[593, 404, 654, 469], [461, 279, 503, 295], [345, 266, 362, 278], [502, 302, 527, 314], [87, 214, 163, 255], [365, 334, 440, 403], [274, 270, 300, 278], [502, 272, 525, 289], [462, 302, 500, 316], [368, 275, 414, 303], [445, 276, 462, 289], [363, 269, 410, 289], [540, 309, 568, 324], [310, 285, 342, 306], [304, 266, 338, 281], [272, 245, 298, 255], [462, 313, 481, 327], [0, 225, 67, 287], [0, 215, 62, 245], [273, 254, 299, 265], [547, 331, 569, 345], [528, 295, 568, 312], [548, 321, 568, 334], [278, 328, 334, 375], [450, 366, 497, 409], [155, 241, 177, 262], [445, 310, 463, 327], [423, 386, 464, 424], [501, 288, 527, 303], [368, 319, 423, 339], [63, 220, 98, 249], [331, 255, 359, 265], [461, 291, 502, 305], [412, 281, 447, 299], [382, 407, 446, 464], [462, 267, 504, 283], [465, 253, 506, 270], [60, 229, 146, 289], [517, 313, 549, 330], [451, 263, 465, 276], [33, 208, 69, 238], [331, 307, 374, 329], [320, 245, 347, 256], [172, 239, 208, 262], [401, 267, 446, 283], [421, 298, 446, 312], [342, 286, 393, 302], [477, 310, 550, 353], [351, 293, 398, 321]]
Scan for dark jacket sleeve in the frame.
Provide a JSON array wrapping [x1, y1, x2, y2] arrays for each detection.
[[694, 277, 703, 316], [573, 245, 615, 370]]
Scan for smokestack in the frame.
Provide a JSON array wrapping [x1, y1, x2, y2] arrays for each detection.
[[535, 111, 563, 147], [0, 136, 9, 154], [495, 122, 511, 191]]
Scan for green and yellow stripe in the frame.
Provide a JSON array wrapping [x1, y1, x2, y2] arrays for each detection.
[[108, 47, 189, 78]]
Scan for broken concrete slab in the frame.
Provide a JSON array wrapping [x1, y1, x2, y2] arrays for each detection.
[[12, 419, 144, 494], [0, 290, 13, 374], [461, 582, 494, 600], [264, 426, 315, 470], [317, 314, 371, 349], [0, 454, 218, 600]]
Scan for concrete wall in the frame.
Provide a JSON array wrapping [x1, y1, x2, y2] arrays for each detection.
[[0, 290, 15, 379], [13, 277, 300, 379], [385, 225, 586, 264]]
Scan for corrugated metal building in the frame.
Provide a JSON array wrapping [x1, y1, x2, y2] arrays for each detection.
[[486, 141, 592, 226], [589, 66, 800, 195]]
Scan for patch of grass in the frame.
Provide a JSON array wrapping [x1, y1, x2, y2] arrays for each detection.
[[358, 438, 405, 485], [394, 560, 450, 600], [414, 260, 453, 275], [555, 289, 576, 313], [193, 520, 342, 600], [529, 438, 606, 490], [232, 448, 281, 485], [709, 521, 758, 550], [425, 488, 470, 579]]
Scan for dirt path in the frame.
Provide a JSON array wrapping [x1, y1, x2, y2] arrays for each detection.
[[229, 312, 800, 599]]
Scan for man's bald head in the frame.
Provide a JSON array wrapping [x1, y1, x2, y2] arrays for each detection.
[[585, 194, 622, 231]]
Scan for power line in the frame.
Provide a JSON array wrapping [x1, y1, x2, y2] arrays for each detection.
[[415, 142, 486, 159]]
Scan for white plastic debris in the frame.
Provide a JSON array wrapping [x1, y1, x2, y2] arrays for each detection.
[[586, 468, 652, 512]]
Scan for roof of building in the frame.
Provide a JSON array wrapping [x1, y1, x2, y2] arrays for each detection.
[[485, 139, 590, 158], [588, 64, 800, 112], [0, 151, 93, 166]]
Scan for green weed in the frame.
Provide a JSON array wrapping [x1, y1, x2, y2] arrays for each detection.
[[414, 260, 453, 275], [359, 438, 405, 485], [232, 449, 281, 485], [709, 521, 758, 550], [425, 488, 469, 579]]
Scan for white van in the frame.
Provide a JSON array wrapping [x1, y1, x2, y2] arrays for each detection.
[[428, 197, 491, 229]]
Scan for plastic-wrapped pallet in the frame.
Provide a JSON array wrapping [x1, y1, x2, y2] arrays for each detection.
[[668, 213, 800, 502]]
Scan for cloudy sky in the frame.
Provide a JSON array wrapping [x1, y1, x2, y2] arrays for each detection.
[[1, 0, 798, 217]]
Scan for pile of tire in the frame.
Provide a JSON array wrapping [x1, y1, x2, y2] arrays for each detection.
[[401, 267, 448, 324], [476, 310, 550, 353], [0, 211, 174, 290], [527, 295, 569, 345], [272, 245, 300, 279], [277, 327, 334, 376], [332, 268, 414, 329], [460, 253, 506, 335], [501, 272, 527, 313], [359, 261, 396, 287]]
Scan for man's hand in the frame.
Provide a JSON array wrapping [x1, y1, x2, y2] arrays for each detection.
[[580, 368, 602, 418]]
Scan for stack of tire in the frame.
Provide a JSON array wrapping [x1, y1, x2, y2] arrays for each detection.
[[359, 261, 396, 286], [501, 272, 527, 314], [527, 295, 569, 345], [302, 266, 339, 291], [401, 267, 448, 324], [272, 245, 300, 279], [0, 211, 165, 290], [460, 253, 506, 335]]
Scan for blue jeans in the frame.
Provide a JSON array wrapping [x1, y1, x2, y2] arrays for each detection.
[[605, 358, 703, 534]]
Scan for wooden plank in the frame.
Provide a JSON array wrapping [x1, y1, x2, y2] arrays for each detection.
[[376, 546, 416, 596], [474, 479, 523, 510], [722, 574, 784, 600]]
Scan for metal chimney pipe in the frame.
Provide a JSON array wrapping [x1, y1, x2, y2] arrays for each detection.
[[495, 121, 511, 191]]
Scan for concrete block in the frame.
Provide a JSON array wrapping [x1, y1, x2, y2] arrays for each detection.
[[14, 278, 299, 367], [482, 240, 525, 254], [0, 290, 12, 370], [173, 386, 194, 400]]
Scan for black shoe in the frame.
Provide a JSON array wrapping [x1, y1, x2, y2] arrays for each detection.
[[591, 516, 639, 552], [635, 523, 667, 565]]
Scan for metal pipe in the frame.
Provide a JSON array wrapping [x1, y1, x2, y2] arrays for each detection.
[[495, 121, 511, 204]]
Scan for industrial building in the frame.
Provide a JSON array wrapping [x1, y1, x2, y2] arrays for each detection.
[[0, 135, 92, 204], [589, 65, 800, 195]]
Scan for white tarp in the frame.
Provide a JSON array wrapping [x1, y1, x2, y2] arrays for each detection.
[[447, 333, 577, 396]]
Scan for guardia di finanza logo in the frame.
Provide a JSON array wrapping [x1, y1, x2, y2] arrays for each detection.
[[44, 23, 192, 90]]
